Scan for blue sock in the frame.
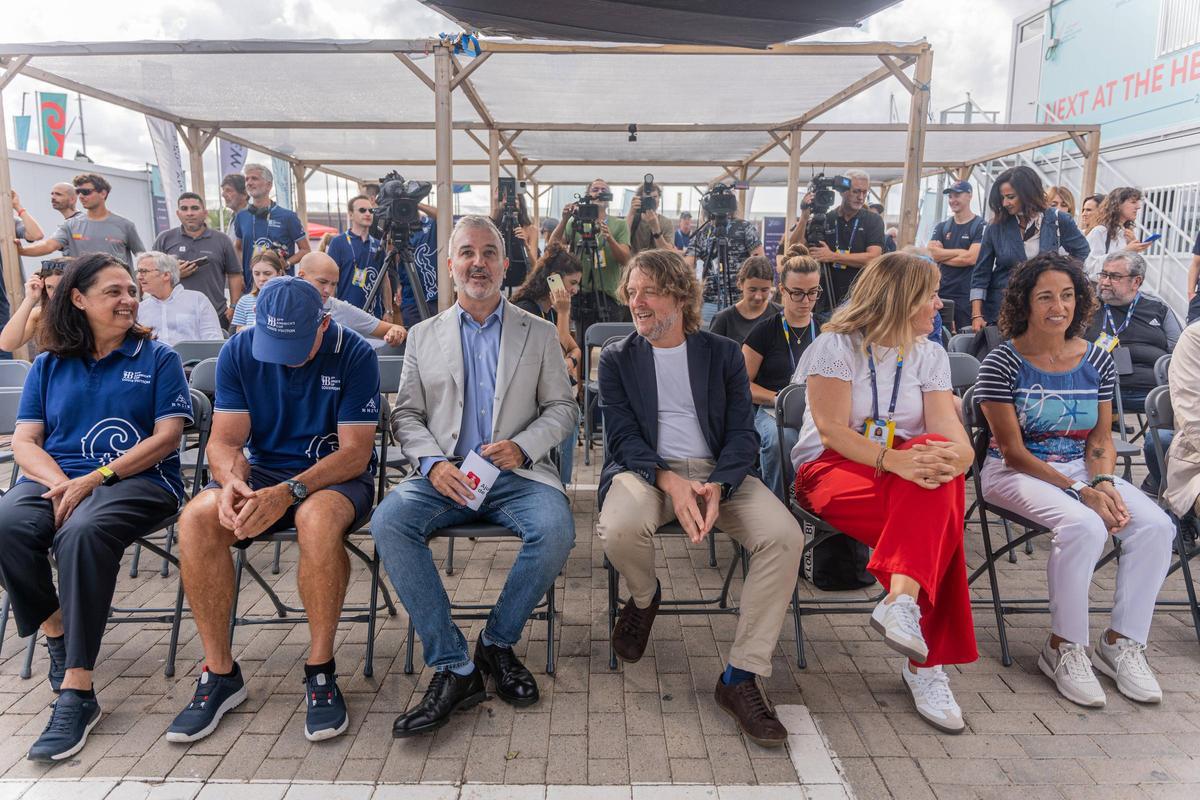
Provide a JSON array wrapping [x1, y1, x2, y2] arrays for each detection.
[[449, 662, 475, 677], [722, 664, 755, 685]]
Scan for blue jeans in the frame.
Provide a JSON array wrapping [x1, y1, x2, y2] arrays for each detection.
[[558, 423, 577, 486], [370, 472, 575, 670], [755, 406, 798, 501]]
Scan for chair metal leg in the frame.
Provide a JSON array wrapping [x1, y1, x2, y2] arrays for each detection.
[[160, 525, 175, 578], [1000, 518, 1017, 564], [364, 553, 380, 678], [978, 511, 1013, 666], [165, 579, 185, 678], [20, 633, 36, 679], [229, 549, 246, 645], [379, 581, 397, 616], [583, 393, 594, 467], [606, 558, 618, 670], [790, 585, 804, 668], [0, 594, 9, 658], [271, 540, 282, 575], [707, 533, 717, 568], [1174, 526, 1200, 647], [445, 538, 456, 576], [404, 616, 416, 675], [545, 582, 556, 675], [129, 541, 143, 578]]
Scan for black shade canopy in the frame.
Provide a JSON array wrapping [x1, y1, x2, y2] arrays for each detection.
[[420, 1, 902, 49]]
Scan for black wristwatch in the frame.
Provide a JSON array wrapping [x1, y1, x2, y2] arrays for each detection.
[[284, 479, 308, 506]]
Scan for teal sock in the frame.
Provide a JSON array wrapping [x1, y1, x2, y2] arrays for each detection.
[[722, 664, 755, 685]]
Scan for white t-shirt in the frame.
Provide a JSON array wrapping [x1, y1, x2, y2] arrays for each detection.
[[652, 341, 713, 461], [789, 332, 952, 467]]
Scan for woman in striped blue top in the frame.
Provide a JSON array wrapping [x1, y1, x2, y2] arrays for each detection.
[[976, 252, 1173, 710]]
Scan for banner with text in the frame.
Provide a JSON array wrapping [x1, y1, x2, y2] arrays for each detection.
[[38, 93, 67, 157], [148, 165, 171, 236], [218, 138, 246, 182], [146, 116, 187, 209], [271, 156, 293, 209]]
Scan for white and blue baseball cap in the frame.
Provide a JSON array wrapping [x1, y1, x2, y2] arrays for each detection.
[[252, 276, 326, 365]]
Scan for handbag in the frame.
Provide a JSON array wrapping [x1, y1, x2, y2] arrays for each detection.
[[799, 517, 876, 591]]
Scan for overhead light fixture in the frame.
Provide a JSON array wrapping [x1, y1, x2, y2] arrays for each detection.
[[628, 123, 637, 143]]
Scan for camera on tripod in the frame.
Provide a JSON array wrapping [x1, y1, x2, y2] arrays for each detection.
[[803, 172, 852, 246], [701, 182, 738, 220], [370, 170, 432, 237]]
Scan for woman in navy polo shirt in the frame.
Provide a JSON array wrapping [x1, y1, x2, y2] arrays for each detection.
[[0, 253, 192, 763]]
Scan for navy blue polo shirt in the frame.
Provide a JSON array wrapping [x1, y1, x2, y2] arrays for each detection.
[[214, 322, 381, 472], [327, 231, 386, 316], [394, 215, 439, 310], [232, 203, 306, 285], [931, 214, 985, 298], [16, 336, 193, 501]]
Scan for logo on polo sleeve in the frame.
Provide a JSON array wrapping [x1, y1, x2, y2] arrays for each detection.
[[362, 396, 379, 415], [80, 418, 142, 464]]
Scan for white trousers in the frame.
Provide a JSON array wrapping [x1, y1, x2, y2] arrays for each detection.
[[980, 458, 1174, 645]]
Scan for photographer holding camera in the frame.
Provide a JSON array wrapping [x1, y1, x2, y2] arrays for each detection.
[[684, 182, 764, 325], [550, 178, 632, 334], [788, 168, 884, 312], [491, 179, 538, 290], [626, 176, 676, 255]]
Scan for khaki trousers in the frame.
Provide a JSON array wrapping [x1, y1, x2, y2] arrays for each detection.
[[597, 459, 803, 676]]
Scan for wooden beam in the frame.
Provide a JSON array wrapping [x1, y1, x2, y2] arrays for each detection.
[[464, 129, 490, 156], [964, 132, 1075, 167], [780, 56, 916, 129], [786, 129, 801, 225], [394, 53, 434, 91], [768, 131, 791, 155], [434, 44, 454, 311], [183, 126, 207, 202], [898, 48, 933, 247], [1068, 131, 1090, 156], [0, 55, 31, 90], [488, 129, 500, 207], [876, 55, 915, 95], [1080, 129, 1101, 200], [794, 130, 825, 158], [477, 41, 929, 57], [304, 167, 318, 181], [449, 51, 491, 89], [291, 162, 309, 230], [737, 166, 748, 212]]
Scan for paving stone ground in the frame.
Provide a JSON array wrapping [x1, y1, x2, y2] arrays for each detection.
[[0, 441, 1198, 798]]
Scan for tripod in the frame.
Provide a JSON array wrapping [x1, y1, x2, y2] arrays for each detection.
[[570, 222, 612, 330], [697, 215, 735, 310], [363, 230, 431, 323]]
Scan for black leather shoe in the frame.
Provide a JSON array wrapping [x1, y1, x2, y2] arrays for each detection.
[[392, 668, 487, 738], [474, 638, 539, 707]]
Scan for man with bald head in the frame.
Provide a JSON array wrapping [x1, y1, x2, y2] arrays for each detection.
[[49, 182, 80, 221], [297, 252, 406, 348], [372, 215, 577, 737]]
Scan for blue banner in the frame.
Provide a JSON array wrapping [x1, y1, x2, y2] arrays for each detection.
[[12, 116, 31, 151], [763, 216, 786, 267]]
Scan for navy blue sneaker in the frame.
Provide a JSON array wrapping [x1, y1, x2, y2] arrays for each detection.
[[27, 689, 101, 762], [165, 665, 247, 743], [45, 636, 66, 694], [304, 671, 349, 741]]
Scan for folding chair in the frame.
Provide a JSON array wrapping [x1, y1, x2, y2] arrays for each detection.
[[947, 332, 975, 355], [1154, 354, 1171, 387], [0, 359, 31, 388], [173, 340, 225, 368], [1110, 346, 1145, 471], [775, 383, 885, 668], [947, 352, 980, 396], [938, 299, 956, 333], [403, 522, 559, 676], [581, 322, 635, 466]]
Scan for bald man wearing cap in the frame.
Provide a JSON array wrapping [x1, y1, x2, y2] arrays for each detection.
[[296, 252, 406, 347], [168, 276, 381, 746]]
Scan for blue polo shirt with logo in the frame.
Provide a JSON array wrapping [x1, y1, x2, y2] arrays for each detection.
[[232, 203, 306, 286], [214, 322, 381, 473], [326, 231, 386, 317], [16, 336, 193, 501]]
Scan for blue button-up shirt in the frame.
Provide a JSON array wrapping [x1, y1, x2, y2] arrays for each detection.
[[419, 300, 504, 476]]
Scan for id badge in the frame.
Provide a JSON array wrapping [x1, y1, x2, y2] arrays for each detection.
[[352, 267, 369, 289], [1095, 332, 1119, 352], [863, 418, 896, 448]]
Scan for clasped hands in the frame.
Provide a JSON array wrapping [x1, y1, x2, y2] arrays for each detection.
[[219, 479, 293, 540], [658, 470, 721, 545], [884, 441, 966, 490]]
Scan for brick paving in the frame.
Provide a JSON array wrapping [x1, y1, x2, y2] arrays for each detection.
[[0, 445, 1198, 798]]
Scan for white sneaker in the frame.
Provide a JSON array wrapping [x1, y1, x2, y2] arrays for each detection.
[[901, 664, 964, 734], [1093, 635, 1162, 704], [870, 595, 928, 662], [1038, 637, 1106, 708]]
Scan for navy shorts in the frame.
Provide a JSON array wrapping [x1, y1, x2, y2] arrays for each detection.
[[204, 464, 375, 549]]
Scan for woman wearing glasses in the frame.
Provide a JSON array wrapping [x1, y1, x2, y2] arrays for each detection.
[[742, 251, 824, 497], [791, 252, 976, 733], [711, 255, 780, 344]]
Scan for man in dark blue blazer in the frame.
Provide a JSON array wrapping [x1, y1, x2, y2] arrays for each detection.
[[596, 249, 803, 748]]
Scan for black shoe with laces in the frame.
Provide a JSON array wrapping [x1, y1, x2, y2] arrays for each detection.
[[304, 670, 349, 741], [474, 637, 539, 707], [611, 581, 661, 663], [45, 636, 66, 694], [165, 665, 247, 743], [392, 668, 487, 738], [27, 689, 101, 762]]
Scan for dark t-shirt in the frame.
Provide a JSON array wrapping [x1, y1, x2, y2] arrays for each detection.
[[743, 310, 824, 394], [821, 207, 885, 256], [930, 215, 985, 299], [514, 296, 555, 325], [710, 302, 780, 344]]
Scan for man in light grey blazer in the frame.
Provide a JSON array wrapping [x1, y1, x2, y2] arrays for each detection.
[[372, 215, 577, 738]]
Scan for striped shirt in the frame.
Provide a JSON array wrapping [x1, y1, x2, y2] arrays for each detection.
[[975, 340, 1115, 463]]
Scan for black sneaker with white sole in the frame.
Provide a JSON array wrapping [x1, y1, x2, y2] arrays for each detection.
[[27, 689, 101, 762], [165, 665, 248, 743], [304, 671, 349, 741]]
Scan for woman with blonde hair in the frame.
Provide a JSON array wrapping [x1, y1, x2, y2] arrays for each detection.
[[1046, 185, 1076, 218], [791, 252, 976, 733]]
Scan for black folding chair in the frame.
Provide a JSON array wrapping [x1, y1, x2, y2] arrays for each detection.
[[582, 322, 635, 466], [938, 299, 956, 333], [947, 332, 975, 355], [1110, 346, 1146, 467], [173, 340, 225, 368], [947, 352, 980, 396], [1154, 354, 1171, 387]]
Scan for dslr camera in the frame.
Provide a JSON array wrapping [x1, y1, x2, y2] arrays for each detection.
[[804, 172, 852, 247], [638, 173, 657, 213], [701, 182, 738, 220], [371, 170, 432, 236]]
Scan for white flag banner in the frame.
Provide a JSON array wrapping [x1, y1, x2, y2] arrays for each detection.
[[218, 138, 247, 180], [145, 116, 186, 205], [272, 156, 294, 209]]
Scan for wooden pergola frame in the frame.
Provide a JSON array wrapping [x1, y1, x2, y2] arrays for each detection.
[[0, 38, 1099, 313]]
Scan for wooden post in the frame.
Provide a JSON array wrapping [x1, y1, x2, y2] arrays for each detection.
[[435, 43, 454, 311], [1080, 129, 1101, 200], [737, 166, 748, 216], [291, 163, 308, 231], [898, 47, 933, 248], [786, 129, 801, 227], [488, 129, 500, 208], [184, 127, 207, 203], [0, 81, 24, 320]]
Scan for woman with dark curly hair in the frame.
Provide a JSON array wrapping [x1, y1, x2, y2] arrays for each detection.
[[976, 252, 1172, 709], [1084, 187, 1151, 275]]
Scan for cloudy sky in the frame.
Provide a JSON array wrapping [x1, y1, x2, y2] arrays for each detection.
[[2, 0, 1048, 214]]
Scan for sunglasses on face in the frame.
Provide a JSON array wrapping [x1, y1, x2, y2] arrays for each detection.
[[355, 207, 374, 214], [76, 188, 96, 196], [781, 287, 823, 301]]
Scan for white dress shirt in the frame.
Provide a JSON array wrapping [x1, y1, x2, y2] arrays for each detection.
[[138, 284, 224, 346]]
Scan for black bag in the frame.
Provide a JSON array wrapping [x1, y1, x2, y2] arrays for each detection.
[[799, 517, 876, 590], [969, 324, 1002, 362]]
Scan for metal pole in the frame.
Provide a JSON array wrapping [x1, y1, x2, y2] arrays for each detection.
[[898, 48, 934, 248], [435, 43, 454, 311]]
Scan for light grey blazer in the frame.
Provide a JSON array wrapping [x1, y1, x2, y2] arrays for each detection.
[[392, 299, 578, 493]]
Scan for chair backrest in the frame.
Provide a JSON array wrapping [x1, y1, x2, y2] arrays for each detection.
[[0, 388, 22, 435], [374, 342, 406, 358], [960, 385, 982, 429], [1144, 384, 1173, 432], [189, 357, 218, 395], [1111, 345, 1134, 376], [378, 355, 404, 395], [1154, 353, 1172, 387], [585, 322, 635, 348], [937, 299, 955, 332], [173, 340, 224, 367], [947, 332, 975, 354], [775, 383, 806, 491], [0, 360, 31, 388], [947, 352, 980, 395]]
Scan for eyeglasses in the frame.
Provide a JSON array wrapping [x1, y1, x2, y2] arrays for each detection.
[[354, 207, 374, 214], [781, 286, 823, 302], [1097, 271, 1135, 283], [134, 268, 159, 277], [76, 188, 96, 196]]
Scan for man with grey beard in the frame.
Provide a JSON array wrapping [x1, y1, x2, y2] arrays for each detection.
[[371, 215, 577, 737], [594, 248, 802, 749]]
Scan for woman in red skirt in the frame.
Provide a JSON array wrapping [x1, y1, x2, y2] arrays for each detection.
[[790, 252, 977, 734]]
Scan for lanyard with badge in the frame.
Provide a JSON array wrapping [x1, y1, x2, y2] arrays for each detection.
[[346, 232, 378, 290], [781, 317, 817, 373], [833, 217, 860, 270], [1096, 292, 1140, 353], [864, 345, 904, 448]]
